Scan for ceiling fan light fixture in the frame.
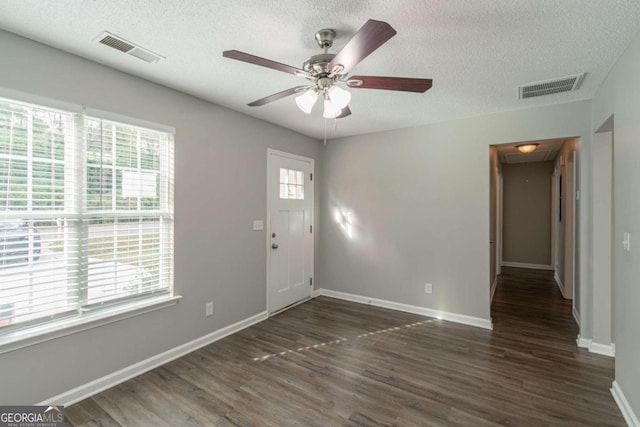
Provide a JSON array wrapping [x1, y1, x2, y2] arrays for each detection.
[[327, 85, 351, 110], [295, 89, 318, 114], [516, 143, 539, 153], [223, 20, 433, 120], [323, 98, 342, 118]]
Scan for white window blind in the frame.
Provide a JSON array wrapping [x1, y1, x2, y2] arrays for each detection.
[[0, 96, 174, 335], [83, 117, 174, 307]]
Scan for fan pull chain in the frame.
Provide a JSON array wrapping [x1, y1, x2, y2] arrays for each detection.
[[323, 117, 327, 145]]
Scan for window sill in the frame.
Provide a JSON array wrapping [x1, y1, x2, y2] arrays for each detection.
[[0, 295, 182, 355]]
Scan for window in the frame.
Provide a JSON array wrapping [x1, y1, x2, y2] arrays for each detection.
[[0, 96, 174, 337], [279, 168, 304, 200]]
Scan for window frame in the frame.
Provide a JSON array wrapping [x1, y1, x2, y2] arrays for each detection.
[[0, 93, 177, 353]]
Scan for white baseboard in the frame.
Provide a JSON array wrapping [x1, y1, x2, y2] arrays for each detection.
[[554, 272, 569, 299], [315, 288, 492, 330], [37, 310, 269, 407], [576, 335, 615, 357], [490, 278, 497, 303], [572, 305, 580, 326], [589, 342, 616, 357], [611, 381, 640, 427], [576, 335, 592, 349], [501, 261, 553, 270], [312, 288, 322, 298]]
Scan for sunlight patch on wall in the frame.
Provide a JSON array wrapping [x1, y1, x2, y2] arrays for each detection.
[[334, 209, 354, 239]]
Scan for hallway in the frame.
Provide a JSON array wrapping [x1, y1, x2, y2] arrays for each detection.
[[492, 266, 576, 335], [491, 266, 622, 424]]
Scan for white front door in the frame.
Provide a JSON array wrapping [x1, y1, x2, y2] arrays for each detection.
[[267, 149, 313, 313]]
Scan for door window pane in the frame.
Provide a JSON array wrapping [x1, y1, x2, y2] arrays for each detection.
[[279, 168, 304, 200]]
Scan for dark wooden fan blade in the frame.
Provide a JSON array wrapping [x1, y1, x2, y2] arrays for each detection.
[[346, 76, 433, 93], [337, 106, 351, 119], [223, 50, 309, 77], [247, 86, 308, 107], [328, 20, 397, 75]]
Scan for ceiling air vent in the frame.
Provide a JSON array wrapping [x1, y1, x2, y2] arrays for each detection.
[[518, 73, 584, 99], [96, 31, 164, 63]]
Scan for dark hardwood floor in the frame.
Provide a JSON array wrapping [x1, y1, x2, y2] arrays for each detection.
[[66, 267, 624, 426]]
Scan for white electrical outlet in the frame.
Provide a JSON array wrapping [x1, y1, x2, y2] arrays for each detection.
[[205, 302, 213, 317], [425, 283, 433, 294]]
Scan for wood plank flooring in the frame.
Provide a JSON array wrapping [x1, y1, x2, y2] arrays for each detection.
[[66, 267, 624, 426]]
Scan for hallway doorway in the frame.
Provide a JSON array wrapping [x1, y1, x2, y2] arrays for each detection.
[[490, 139, 580, 327]]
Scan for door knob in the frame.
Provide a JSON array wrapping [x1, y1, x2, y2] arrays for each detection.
[[272, 243, 279, 249]]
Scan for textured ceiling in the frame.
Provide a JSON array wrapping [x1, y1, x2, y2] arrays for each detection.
[[1, 1, 639, 140]]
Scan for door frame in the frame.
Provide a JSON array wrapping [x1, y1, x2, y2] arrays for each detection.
[[266, 148, 314, 314], [561, 150, 576, 301], [497, 173, 503, 277], [491, 172, 503, 303], [551, 165, 558, 279], [571, 150, 578, 305]]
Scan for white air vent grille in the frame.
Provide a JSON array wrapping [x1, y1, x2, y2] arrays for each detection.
[[518, 73, 584, 99], [99, 35, 134, 52], [96, 31, 164, 63]]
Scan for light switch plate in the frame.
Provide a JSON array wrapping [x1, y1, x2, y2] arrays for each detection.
[[253, 220, 264, 231], [623, 232, 631, 252]]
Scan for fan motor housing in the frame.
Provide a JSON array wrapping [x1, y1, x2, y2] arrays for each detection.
[[302, 53, 336, 75]]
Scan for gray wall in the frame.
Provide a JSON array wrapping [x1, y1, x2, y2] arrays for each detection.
[[591, 131, 613, 346], [0, 30, 322, 404], [319, 101, 592, 322], [502, 161, 554, 266], [592, 24, 640, 414]]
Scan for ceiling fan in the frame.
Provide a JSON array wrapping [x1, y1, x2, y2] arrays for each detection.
[[222, 19, 433, 119]]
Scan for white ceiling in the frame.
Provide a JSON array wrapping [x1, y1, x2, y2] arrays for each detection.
[[1, 1, 639, 140]]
